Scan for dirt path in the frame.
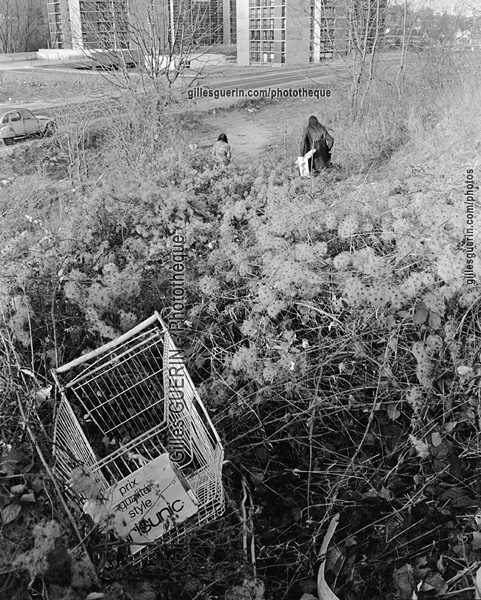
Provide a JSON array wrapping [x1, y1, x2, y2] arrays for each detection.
[[199, 107, 273, 164], [0, 100, 274, 169]]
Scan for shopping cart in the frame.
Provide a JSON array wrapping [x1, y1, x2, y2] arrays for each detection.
[[51, 312, 224, 558]]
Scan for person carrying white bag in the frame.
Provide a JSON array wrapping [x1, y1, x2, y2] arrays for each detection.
[[298, 115, 334, 177]]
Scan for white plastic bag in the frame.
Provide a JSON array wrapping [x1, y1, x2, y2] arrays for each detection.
[[297, 148, 315, 178]]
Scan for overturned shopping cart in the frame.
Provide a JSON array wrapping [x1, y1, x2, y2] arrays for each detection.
[[51, 312, 224, 559]]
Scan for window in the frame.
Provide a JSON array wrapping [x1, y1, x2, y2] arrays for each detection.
[[270, 53, 275, 61], [281, 53, 285, 63], [270, 19, 274, 28], [270, 41, 274, 51], [262, 19, 268, 28], [281, 6, 285, 16], [10, 112, 21, 122], [281, 41, 285, 52], [270, 7, 274, 16]]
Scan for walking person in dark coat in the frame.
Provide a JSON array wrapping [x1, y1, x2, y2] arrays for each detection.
[[212, 133, 231, 166], [300, 116, 334, 175]]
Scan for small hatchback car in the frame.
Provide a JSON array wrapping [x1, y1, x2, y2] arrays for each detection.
[[0, 109, 56, 146]]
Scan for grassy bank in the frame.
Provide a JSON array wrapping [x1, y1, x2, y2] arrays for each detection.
[[0, 50, 480, 600]]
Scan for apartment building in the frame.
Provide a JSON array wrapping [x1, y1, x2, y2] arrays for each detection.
[[46, 0, 73, 48], [191, 0, 225, 46], [237, 0, 348, 66], [46, 0, 232, 50], [224, 0, 237, 44]]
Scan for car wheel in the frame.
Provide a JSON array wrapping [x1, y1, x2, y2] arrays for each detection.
[[3, 137, 14, 146]]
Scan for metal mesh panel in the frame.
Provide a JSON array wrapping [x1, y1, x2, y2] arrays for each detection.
[[52, 312, 224, 558]]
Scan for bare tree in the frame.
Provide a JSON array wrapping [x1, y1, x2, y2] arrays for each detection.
[[0, 0, 49, 52], [53, 99, 109, 185], [394, 0, 423, 100], [299, 0, 389, 120], [72, 0, 225, 91], [345, 0, 389, 119]]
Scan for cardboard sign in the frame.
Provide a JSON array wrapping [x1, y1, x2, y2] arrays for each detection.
[[84, 453, 198, 554]]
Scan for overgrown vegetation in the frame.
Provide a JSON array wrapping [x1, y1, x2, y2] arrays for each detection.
[[1, 48, 481, 600]]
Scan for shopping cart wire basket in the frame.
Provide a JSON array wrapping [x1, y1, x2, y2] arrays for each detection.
[[51, 312, 224, 557]]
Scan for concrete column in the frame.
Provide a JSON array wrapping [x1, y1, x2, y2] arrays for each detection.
[[223, 0, 231, 44], [236, 0, 249, 65]]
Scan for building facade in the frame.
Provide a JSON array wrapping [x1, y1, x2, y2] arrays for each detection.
[[237, 0, 348, 66], [223, 0, 237, 44], [191, 0, 225, 46], [46, 0, 72, 48], [46, 0, 234, 50]]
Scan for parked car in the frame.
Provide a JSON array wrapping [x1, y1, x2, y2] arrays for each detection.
[[0, 109, 56, 146]]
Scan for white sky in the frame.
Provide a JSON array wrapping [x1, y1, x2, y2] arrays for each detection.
[[393, 0, 477, 15]]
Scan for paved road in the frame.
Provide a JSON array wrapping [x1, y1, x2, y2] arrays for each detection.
[[0, 50, 406, 89], [0, 58, 73, 71], [201, 64, 342, 91], [0, 51, 408, 122], [199, 51, 405, 91], [0, 95, 120, 119]]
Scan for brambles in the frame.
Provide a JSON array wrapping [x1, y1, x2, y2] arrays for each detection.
[[1, 51, 481, 600]]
